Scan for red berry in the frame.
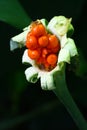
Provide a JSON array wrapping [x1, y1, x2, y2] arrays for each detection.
[[38, 35, 49, 47], [47, 54, 58, 65], [26, 35, 38, 49], [28, 49, 40, 60], [31, 24, 47, 37]]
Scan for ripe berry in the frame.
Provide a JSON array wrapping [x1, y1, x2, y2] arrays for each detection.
[[38, 35, 49, 47], [26, 35, 38, 49], [28, 49, 40, 60], [42, 48, 48, 58], [47, 54, 58, 65], [48, 35, 60, 49], [31, 24, 47, 37]]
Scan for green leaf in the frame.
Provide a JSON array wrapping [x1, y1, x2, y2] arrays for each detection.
[[0, 0, 32, 29]]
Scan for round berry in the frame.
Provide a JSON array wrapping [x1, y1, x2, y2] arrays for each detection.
[[38, 35, 49, 47], [26, 35, 38, 49], [48, 35, 60, 49], [47, 54, 58, 65], [31, 24, 46, 37], [28, 49, 40, 60]]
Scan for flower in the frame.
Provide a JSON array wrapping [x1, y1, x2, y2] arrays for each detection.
[[10, 16, 78, 90]]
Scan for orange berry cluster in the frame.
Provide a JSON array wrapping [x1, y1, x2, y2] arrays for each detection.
[[26, 22, 60, 71]]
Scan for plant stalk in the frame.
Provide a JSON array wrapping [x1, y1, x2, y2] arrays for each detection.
[[53, 69, 87, 130]]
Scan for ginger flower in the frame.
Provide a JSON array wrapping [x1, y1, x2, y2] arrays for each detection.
[[10, 16, 87, 130], [10, 16, 78, 90]]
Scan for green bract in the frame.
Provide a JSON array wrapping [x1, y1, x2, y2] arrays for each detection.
[[10, 16, 78, 90]]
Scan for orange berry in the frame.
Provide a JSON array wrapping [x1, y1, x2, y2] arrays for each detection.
[[42, 48, 48, 58], [47, 35, 60, 49], [26, 35, 38, 49], [31, 24, 47, 37], [28, 49, 40, 60], [38, 35, 49, 47], [47, 54, 58, 65], [51, 44, 60, 53]]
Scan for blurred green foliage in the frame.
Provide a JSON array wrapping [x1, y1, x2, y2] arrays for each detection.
[[0, 0, 87, 130], [0, 0, 31, 29]]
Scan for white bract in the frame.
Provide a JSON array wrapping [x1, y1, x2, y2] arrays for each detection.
[[10, 16, 78, 90]]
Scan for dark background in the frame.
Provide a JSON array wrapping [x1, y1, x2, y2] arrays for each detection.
[[0, 0, 87, 129]]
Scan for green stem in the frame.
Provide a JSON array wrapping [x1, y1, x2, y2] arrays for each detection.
[[53, 69, 87, 130]]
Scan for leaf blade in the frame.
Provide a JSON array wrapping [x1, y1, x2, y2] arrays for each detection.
[[0, 0, 32, 29]]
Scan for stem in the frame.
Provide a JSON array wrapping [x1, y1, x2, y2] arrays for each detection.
[[53, 69, 87, 130]]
